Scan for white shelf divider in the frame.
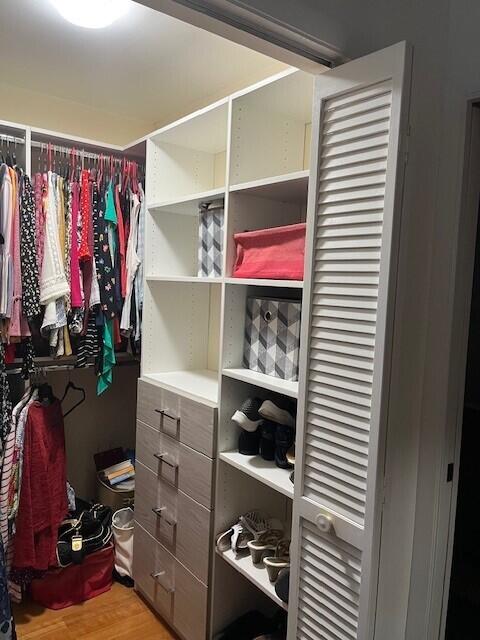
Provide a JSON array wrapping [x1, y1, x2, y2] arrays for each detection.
[[229, 170, 309, 202], [148, 187, 225, 215], [142, 370, 219, 407], [224, 277, 303, 289], [222, 368, 298, 398], [217, 548, 288, 611], [146, 275, 223, 284], [220, 451, 293, 499]]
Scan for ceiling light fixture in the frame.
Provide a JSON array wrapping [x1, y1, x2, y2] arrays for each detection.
[[50, 0, 130, 29]]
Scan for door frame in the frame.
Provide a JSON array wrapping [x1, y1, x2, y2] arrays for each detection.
[[427, 97, 480, 639], [136, 0, 345, 72]]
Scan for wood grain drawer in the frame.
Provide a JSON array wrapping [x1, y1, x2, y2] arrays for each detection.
[[135, 461, 211, 584], [137, 379, 162, 430], [136, 420, 214, 509], [173, 558, 208, 640], [137, 379, 216, 457], [133, 523, 208, 640]]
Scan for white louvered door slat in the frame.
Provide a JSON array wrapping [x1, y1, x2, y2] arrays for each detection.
[[288, 43, 411, 640]]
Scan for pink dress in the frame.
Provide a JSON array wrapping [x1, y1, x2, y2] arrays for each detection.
[[69, 181, 82, 308]]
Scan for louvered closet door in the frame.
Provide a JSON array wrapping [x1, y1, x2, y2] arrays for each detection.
[[288, 42, 412, 640]]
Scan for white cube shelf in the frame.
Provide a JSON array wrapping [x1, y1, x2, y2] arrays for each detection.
[[142, 280, 221, 405], [142, 67, 314, 628], [146, 100, 229, 204], [230, 70, 313, 186], [225, 172, 308, 280]]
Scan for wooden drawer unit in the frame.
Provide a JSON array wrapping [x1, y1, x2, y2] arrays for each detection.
[[137, 379, 163, 430], [137, 379, 217, 457], [136, 420, 214, 509], [134, 523, 208, 640], [135, 460, 211, 584]]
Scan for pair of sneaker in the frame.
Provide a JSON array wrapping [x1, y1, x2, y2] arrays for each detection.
[[232, 397, 295, 469]]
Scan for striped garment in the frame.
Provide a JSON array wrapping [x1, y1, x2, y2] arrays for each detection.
[[0, 390, 35, 604]]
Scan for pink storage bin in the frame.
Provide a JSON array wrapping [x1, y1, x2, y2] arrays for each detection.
[[232, 222, 306, 280]]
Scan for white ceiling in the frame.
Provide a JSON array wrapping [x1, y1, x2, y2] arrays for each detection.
[[0, 0, 287, 140]]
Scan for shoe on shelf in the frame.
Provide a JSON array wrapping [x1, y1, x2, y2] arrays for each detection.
[[258, 398, 295, 427], [275, 425, 295, 469], [247, 528, 284, 565], [215, 610, 274, 640], [238, 428, 260, 455], [286, 445, 295, 466], [216, 511, 274, 555], [259, 421, 277, 461], [232, 397, 263, 432], [275, 568, 290, 604], [263, 539, 290, 583]]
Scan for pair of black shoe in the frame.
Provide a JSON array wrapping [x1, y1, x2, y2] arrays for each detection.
[[239, 421, 294, 469]]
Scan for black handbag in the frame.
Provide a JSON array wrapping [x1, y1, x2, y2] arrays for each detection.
[[56, 503, 113, 567]]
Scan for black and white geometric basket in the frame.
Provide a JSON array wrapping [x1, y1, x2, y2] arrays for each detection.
[[243, 297, 301, 381], [198, 200, 224, 278]]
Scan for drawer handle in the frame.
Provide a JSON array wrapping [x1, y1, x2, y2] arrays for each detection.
[[154, 452, 178, 469], [150, 570, 175, 594], [155, 409, 180, 424], [151, 507, 177, 528]]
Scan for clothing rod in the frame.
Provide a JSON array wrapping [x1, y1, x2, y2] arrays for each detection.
[[30, 140, 142, 164], [6, 358, 139, 376], [0, 134, 25, 145]]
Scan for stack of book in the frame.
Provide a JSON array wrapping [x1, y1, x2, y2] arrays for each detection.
[[100, 459, 135, 490]]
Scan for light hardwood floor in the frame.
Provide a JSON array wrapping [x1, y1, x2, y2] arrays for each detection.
[[14, 583, 176, 639]]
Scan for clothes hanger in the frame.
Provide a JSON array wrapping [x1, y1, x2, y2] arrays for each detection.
[[61, 375, 86, 419], [5, 139, 12, 168], [36, 371, 55, 406]]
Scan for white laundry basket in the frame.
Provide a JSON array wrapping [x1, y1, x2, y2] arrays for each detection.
[[112, 507, 134, 578]]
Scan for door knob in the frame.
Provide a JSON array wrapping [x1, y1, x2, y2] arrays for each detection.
[[316, 512, 333, 533]]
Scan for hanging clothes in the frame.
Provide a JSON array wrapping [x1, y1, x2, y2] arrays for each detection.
[[1, 149, 143, 393], [12, 398, 67, 576], [120, 191, 141, 334], [0, 345, 12, 454], [0, 165, 13, 321], [0, 537, 16, 640], [20, 176, 41, 320], [39, 171, 69, 306]]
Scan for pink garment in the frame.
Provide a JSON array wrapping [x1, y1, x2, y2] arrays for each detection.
[[233, 222, 306, 281], [34, 173, 47, 275], [9, 172, 30, 339], [69, 182, 82, 308]]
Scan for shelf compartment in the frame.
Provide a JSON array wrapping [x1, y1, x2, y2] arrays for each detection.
[[145, 197, 224, 279], [148, 187, 225, 215], [220, 451, 293, 499], [147, 101, 228, 204], [222, 282, 301, 399], [217, 548, 288, 611], [142, 369, 218, 407], [222, 368, 298, 398], [230, 170, 309, 203], [230, 70, 313, 186], [224, 277, 303, 288], [142, 281, 221, 402], [146, 275, 221, 284], [225, 177, 307, 280]]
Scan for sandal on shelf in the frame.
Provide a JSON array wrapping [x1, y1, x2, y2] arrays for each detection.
[[216, 511, 273, 554], [263, 539, 291, 583], [247, 529, 283, 565]]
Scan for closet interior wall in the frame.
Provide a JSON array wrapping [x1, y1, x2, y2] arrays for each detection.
[[1, 119, 145, 500]]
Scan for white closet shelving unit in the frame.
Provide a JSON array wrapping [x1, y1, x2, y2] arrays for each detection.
[[141, 67, 314, 635]]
